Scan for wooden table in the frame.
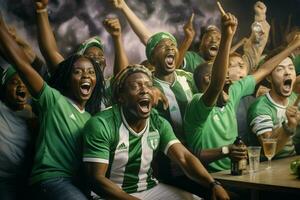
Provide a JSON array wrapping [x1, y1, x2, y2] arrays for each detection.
[[211, 155, 300, 199]]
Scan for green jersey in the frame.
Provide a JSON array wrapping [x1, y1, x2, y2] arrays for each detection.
[[83, 105, 179, 194], [184, 75, 256, 172], [30, 83, 91, 184], [153, 69, 197, 142], [248, 92, 297, 159], [182, 51, 205, 73]]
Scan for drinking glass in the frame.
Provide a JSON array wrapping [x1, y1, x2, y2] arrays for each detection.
[[262, 138, 277, 169], [247, 146, 261, 173]]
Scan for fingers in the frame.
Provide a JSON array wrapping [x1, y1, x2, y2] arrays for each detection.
[[188, 13, 194, 25], [286, 106, 298, 117], [217, 1, 226, 16], [103, 18, 121, 33], [223, 13, 237, 27]]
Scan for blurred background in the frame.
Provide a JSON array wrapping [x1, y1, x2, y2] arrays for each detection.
[[1, 0, 300, 76]]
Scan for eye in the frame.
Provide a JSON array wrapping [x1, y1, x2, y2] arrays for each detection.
[[89, 69, 95, 75], [73, 69, 82, 75]]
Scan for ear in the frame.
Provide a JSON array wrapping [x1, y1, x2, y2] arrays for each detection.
[[266, 74, 272, 83]]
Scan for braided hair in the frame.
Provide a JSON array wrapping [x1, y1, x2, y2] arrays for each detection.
[[48, 54, 106, 115]]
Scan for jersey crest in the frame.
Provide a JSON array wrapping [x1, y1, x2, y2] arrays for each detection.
[[147, 130, 160, 150]]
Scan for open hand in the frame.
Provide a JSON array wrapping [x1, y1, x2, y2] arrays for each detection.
[[149, 87, 169, 110], [103, 18, 121, 37]]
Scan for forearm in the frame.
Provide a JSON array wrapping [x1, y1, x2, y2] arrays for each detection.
[[36, 11, 64, 72], [90, 176, 139, 200], [120, 2, 152, 45], [273, 127, 294, 153], [176, 37, 193, 69], [179, 151, 215, 188], [230, 37, 247, 54], [0, 27, 43, 95], [197, 148, 226, 166], [112, 35, 129, 76]]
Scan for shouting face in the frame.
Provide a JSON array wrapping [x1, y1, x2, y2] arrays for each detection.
[[269, 57, 296, 97], [120, 72, 153, 119], [199, 30, 221, 62], [151, 38, 178, 76], [4, 74, 29, 111]]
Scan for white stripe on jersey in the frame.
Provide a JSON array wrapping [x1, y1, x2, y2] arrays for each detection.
[[158, 81, 182, 128], [109, 123, 129, 188], [137, 123, 157, 191], [177, 75, 193, 101], [250, 115, 273, 135]]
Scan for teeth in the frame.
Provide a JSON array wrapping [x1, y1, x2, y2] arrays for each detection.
[[81, 82, 91, 87]]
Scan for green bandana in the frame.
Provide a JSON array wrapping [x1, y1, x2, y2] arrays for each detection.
[[112, 64, 152, 103], [76, 36, 104, 55], [145, 32, 177, 61], [0, 66, 17, 86]]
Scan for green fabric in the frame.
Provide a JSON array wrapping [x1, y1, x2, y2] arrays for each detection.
[[83, 105, 178, 193], [182, 51, 205, 73], [30, 83, 91, 184], [146, 32, 177, 61], [248, 92, 297, 159], [293, 55, 300, 75], [184, 75, 256, 172], [76, 36, 104, 55], [0, 66, 16, 86], [153, 69, 197, 142]]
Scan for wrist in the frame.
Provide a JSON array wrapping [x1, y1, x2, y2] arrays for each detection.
[[209, 180, 222, 190], [36, 8, 47, 14], [255, 14, 266, 22]]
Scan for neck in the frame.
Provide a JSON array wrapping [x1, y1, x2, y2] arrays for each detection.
[[269, 90, 288, 106], [67, 94, 86, 111], [122, 107, 147, 133], [154, 71, 175, 84]]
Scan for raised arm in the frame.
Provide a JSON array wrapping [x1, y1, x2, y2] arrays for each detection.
[[85, 162, 140, 200], [202, 9, 237, 107], [252, 33, 300, 83], [110, 0, 152, 45], [176, 13, 195, 68], [243, 1, 270, 73], [103, 17, 129, 76], [35, 0, 64, 74], [0, 14, 44, 96]]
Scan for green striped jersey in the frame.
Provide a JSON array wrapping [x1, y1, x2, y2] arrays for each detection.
[[153, 69, 197, 142], [83, 105, 179, 193], [182, 51, 206, 73], [248, 92, 297, 158]]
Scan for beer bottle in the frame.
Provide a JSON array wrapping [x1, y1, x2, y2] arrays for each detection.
[[231, 136, 247, 175]]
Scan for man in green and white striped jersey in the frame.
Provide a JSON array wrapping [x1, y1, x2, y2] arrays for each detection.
[[82, 65, 229, 200]]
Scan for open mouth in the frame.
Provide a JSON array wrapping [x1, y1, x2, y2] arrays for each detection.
[[283, 79, 292, 92], [80, 82, 91, 95], [165, 53, 175, 68], [138, 99, 151, 114], [208, 45, 219, 56]]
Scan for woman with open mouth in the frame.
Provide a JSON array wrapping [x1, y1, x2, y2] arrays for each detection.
[[0, 14, 106, 200]]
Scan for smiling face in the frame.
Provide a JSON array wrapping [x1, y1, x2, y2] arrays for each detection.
[[120, 72, 153, 119], [269, 57, 296, 97], [69, 57, 97, 107], [4, 74, 29, 111], [84, 46, 106, 71], [151, 38, 178, 76], [199, 30, 221, 61]]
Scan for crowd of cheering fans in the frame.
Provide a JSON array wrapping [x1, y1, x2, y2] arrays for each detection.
[[1, 0, 300, 200]]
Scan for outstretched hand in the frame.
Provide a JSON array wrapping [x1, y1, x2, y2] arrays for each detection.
[[109, 0, 125, 10], [149, 87, 169, 110], [35, 0, 48, 10], [183, 13, 195, 40], [103, 18, 121, 37]]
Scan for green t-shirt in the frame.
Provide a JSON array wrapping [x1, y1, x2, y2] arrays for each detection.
[[182, 51, 205, 73], [30, 83, 91, 184], [184, 75, 256, 172], [83, 105, 179, 194], [153, 69, 197, 142], [247, 92, 297, 159]]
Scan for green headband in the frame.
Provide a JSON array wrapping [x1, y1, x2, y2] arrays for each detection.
[[145, 32, 177, 61], [112, 64, 153, 103], [77, 36, 104, 55], [0, 65, 17, 86]]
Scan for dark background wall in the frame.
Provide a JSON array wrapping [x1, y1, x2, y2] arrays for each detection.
[[1, 0, 300, 76]]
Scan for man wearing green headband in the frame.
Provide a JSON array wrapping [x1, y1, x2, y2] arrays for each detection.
[[83, 64, 229, 200]]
